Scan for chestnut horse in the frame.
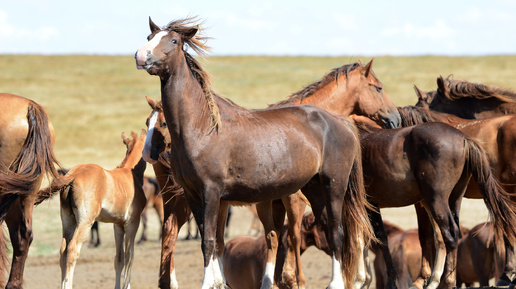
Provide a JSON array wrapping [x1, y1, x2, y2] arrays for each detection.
[[353, 118, 516, 289], [0, 93, 61, 289], [223, 212, 331, 289], [419, 76, 516, 119], [40, 130, 147, 289], [136, 17, 373, 289]]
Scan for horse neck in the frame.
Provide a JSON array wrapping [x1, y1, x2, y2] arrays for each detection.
[[120, 141, 145, 169], [292, 76, 355, 116], [160, 55, 213, 141]]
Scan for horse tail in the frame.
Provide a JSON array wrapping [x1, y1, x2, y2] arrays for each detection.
[[341, 121, 376, 289], [0, 102, 62, 216], [464, 137, 516, 250], [35, 175, 74, 206], [0, 227, 8, 288]]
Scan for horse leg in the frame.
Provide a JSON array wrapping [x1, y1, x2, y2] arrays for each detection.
[[215, 202, 229, 285], [257, 200, 285, 289], [413, 204, 446, 289], [412, 203, 434, 289], [138, 207, 148, 245], [89, 221, 100, 247], [114, 224, 126, 289], [4, 195, 35, 289], [368, 206, 398, 289], [60, 220, 92, 289], [159, 193, 190, 289], [279, 192, 307, 289], [122, 219, 140, 289], [189, 188, 225, 289]]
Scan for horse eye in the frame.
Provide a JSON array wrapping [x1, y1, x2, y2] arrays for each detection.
[[161, 122, 167, 128], [376, 86, 383, 93], [171, 39, 178, 44]]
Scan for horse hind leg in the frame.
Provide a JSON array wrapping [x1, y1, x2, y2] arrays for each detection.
[[122, 219, 141, 289], [4, 195, 36, 289], [60, 219, 92, 289]]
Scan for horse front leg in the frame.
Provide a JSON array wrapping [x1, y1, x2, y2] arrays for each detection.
[[215, 201, 229, 285], [257, 200, 285, 289], [159, 193, 190, 289], [114, 224, 125, 289], [4, 196, 34, 289], [122, 218, 141, 289]]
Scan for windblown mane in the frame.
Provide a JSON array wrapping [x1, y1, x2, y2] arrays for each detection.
[[397, 106, 446, 126], [164, 17, 221, 129], [441, 77, 516, 103], [271, 62, 362, 107]]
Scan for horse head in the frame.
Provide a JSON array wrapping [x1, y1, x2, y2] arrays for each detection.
[[143, 96, 170, 164], [135, 17, 206, 78], [346, 59, 401, 128]]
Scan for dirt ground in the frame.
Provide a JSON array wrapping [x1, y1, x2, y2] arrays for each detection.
[[21, 198, 490, 289]]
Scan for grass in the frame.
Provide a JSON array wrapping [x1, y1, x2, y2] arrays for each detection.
[[1, 54, 515, 255]]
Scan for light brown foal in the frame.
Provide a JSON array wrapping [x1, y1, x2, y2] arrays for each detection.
[[44, 130, 147, 289]]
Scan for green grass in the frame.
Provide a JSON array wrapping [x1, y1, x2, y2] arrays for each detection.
[[2, 54, 516, 169], [1, 54, 516, 256]]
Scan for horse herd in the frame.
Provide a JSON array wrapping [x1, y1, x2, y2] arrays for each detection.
[[1, 16, 516, 289]]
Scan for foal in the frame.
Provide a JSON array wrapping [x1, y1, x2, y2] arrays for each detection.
[[44, 130, 147, 289]]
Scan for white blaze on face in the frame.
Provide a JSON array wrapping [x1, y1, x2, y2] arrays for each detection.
[[142, 111, 159, 164], [136, 31, 169, 69]]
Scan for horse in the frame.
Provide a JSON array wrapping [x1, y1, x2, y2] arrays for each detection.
[[394, 103, 516, 287], [418, 76, 516, 119], [0, 93, 61, 289], [223, 212, 331, 289], [136, 17, 374, 289], [138, 176, 164, 244], [371, 221, 420, 289], [352, 117, 516, 289], [39, 130, 147, 289]]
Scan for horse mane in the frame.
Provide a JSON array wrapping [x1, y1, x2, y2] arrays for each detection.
[[441, 77, 516, 103], [164, 17, 221, 129], [397, 106, 446, 126], [271, 62, 362, 107]]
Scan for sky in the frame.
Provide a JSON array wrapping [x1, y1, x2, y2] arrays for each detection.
[[1, 0, 515, 56]]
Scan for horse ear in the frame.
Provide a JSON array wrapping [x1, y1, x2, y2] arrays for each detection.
[[121, 132, 130, 145], [437, 76, 449, 95], [183, 26, 198, 40], [149, 17, 161, 33], [146, 96, 157, 109], [131, 131, 138, 140], [413, 85, 428, 102], [141, 128, 147, 138], [363, 58, 375, 78], [357, 59, 363, 66]]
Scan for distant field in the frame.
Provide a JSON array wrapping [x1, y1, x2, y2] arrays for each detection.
[[1, 54, 515, 169]]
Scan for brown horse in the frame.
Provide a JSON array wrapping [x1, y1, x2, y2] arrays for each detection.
[[223, 212, 330, 289], [40, 131, 147, 289], [418, 76, 516, 119], [353, 117, 516, 289], [396, 103, 516, 287], [0, 93, 61, 289], [138, 176, 164, 244], [371, 221, 420, 289], [136, 17, 373, 289]]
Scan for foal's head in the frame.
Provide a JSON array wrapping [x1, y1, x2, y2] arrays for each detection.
[[119, 130, 147, 169], [143, 96, 170, 164]]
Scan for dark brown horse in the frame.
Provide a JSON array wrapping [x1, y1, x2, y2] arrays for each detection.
[[223, 212, 330, 289], [0, 93, 61, 289], [353, 117, 516, 289], [396, 103, 516, 288], [417, 76, 516, 119], [136, 17, 373, 289]]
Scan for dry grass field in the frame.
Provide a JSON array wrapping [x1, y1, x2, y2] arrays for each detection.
[[1, 54, 515, 288]]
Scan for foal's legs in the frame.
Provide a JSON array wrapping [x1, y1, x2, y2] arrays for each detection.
[[114, 224, 126, 289], [122, 219, 141, 289], [4, 195, 35, 289], [159, 193, 191, 289], [60, 217, 93, 289]]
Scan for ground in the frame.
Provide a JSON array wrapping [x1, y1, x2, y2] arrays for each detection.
[[21, 198, 489, 288]]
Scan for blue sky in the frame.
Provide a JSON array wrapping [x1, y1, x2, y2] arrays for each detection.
[[1, 0, 515, 56]]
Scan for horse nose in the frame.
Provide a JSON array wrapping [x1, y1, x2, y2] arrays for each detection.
[[383, 114, 402, 129]]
